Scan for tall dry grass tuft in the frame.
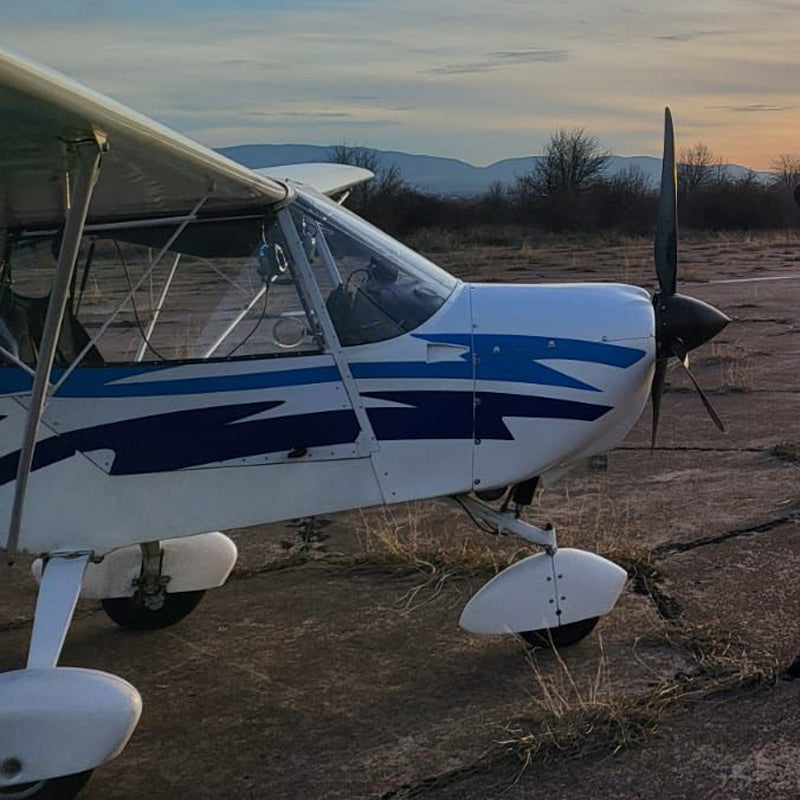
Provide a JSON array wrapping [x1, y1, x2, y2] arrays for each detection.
[[703, 341, 755, 393], [502, 635, 673, 765], [356, 501, 528, 578], [641, 619, 778, 687], [502, 618, 777, 769], [539, 485, 650, 567]]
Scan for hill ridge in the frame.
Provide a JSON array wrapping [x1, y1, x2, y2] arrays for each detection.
[[218, 143, 769, 197]]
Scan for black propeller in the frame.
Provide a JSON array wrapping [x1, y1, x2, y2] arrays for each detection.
[[650, 108, 730, 447]]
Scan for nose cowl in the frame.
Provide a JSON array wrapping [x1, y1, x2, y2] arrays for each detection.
[[654, 293, 730, 359]]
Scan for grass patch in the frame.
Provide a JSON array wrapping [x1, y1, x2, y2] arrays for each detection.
[[355, 501, 528, 578], [538, 485, 649, 563], [500, 619, 776, 770], [703, 341, 755, 393], [501, 637, 671, 765], [773, 441, 800, 463]]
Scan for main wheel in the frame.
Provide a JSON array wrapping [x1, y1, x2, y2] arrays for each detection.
[[0, 771, 92, 800], [101, 590, 206, 631], [520, 616, 599, 649]]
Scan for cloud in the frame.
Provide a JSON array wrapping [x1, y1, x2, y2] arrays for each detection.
[[709, 103, 796, 112], [656, 29, 738, 42], [426, 48, 569, 76], [219, 58, 283, 70], [488, 49, 569, 63], [238, 109, 401, 127], [427, 62, 493, 76]]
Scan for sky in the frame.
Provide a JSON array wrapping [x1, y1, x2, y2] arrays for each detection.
[[3, 0, 800, 169]]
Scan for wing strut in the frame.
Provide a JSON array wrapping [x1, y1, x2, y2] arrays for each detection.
[[51, 196, 207, 393], [6, 140, 104, 561], [134, 253, 181, 362], [277, 207, 379, 456]]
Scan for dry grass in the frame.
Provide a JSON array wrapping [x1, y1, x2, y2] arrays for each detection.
[[355, 501, 528, 578], [500, 618, 776, 769], [537, 483, 649, 566], [407, 227, 656, 256], [354, 490, 650, 581], [501, 635, 671, 765], [703, 341, 756, 393]]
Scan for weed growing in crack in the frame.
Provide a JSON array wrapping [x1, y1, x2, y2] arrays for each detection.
[[281, 516, 332, 553], [773, 441, 800, 464], [500, 634, 673, 766], [500, 619, 776, 772]]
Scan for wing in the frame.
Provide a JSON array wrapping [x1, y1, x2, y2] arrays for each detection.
[[256, 163, 373, 197], [0, 46, 289, 230]]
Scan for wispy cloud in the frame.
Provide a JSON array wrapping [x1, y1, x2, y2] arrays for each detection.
[[656, 28, 738, 42], [427, 62, 492, 75], [709, 103, 796, 112], [219, 58, 283, 70], [488, 49, 570, 63], [426, 48, 569, 76]]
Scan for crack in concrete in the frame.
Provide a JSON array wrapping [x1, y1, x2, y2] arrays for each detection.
[[652, 511, 800, 558], [617, 445, 763, 453], [617, 557, 683, 620], [377, 757, 498, 800]]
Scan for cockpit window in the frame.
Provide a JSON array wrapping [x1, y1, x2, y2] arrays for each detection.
[[293, 191, 458, 347], [0, 213, 323, 367], [0, 193, 458, 373]]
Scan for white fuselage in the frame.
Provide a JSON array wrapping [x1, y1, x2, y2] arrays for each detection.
[[0, 280, 654, 554]]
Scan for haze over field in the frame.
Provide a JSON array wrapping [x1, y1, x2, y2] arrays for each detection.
[[2, 0, 799, 170]]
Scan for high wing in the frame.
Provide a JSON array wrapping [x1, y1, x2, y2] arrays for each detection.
[[256, 163, 374, 197], [0, 46, 289, 230]]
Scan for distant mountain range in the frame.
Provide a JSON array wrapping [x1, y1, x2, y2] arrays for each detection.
[[218, 143, 770, 197]]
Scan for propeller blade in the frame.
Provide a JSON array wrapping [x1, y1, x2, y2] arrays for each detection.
[[650, 359, 668, 449], [655, 107, 678, 296], [673, 349, 725, 432]]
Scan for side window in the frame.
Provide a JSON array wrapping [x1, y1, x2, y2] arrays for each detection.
[[293, 193, 456, 347], [0, 213, 323, 367]]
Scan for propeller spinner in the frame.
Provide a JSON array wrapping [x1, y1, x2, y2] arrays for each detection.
[[650, 108, 731, 447]]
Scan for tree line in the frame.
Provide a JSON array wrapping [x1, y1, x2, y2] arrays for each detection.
[[328, 134, 800, 240]]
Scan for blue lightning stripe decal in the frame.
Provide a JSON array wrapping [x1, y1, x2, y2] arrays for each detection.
[[0, 401, 358, 484], [0, 391, 611, 484], [366, 391, 611, 441]]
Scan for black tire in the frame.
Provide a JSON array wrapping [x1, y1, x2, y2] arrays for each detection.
[[520, 616, 599, 649], [102, 590, 206, 631], [0, 770, 93, 800]]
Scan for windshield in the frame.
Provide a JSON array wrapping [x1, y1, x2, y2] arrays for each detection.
[[294, 190, 458, 347]]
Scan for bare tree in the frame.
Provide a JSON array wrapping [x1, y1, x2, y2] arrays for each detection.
[[678, 143, 718, 192], [515, 128, 609, 230], [528, 128, 610, 196], [327, 144, 404, 205], [771, 154, 800, 192]]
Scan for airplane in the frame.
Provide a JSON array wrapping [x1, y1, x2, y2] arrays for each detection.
[[0, 45, 730, 799]]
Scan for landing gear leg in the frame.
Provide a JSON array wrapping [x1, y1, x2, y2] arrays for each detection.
[[453, 494, 627, 649], [101, 542, 206, 631], [0, 553, 142, 799]]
